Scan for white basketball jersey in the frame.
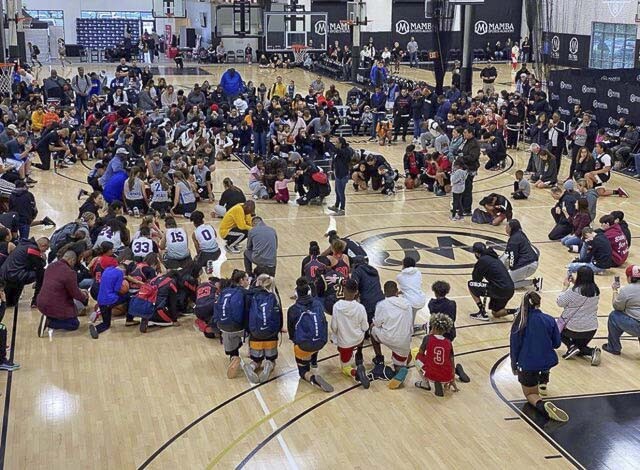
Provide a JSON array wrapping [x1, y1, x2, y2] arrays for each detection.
[[165, 228, 189, 260], [131, 236, 154, 258], [195, 224, 219, 252]]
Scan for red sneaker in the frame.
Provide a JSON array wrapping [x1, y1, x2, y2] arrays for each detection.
[[194, 318, 207, 332]]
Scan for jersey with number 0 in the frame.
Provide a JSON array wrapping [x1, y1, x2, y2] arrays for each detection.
[[165, 228, 189, 260], [131, 236, 155, 258], [421, 334, 454, 383], [195, 224, 219, 252]]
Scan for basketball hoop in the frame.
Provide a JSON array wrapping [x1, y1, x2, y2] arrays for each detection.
[[16, 17, 33, 29], [0, 63, 14, 98], [291, 44, 307, 64], [339, 19, 355, 27]]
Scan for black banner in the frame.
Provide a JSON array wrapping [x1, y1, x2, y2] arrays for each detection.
[[548, 69, 640, 128], [310, 1, 351, 46], [470, 0, 523, 51], [391, 1, 436, 47], [543, 32, 590, 68]]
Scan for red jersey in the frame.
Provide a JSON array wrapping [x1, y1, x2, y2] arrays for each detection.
[[418, 334, 454, 383], [436, 155, 451, 173], [406, 153, 420, 176], [331, 254, 350, 278], [92, 255, 118, 282]]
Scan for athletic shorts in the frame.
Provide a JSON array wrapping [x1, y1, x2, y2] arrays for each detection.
[[294, 345, 316, 361], [337, 342, 363, 363], [468, 280, 514, 311], [249, 336, 278, 361], [370, 328, 410, 365], [593, 172, 610, 187], [517, 369, 550, 387]]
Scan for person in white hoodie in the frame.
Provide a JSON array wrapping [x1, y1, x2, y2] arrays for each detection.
[[371, 281, 414, 389], [330, 279, 371, 389], [396, 257, 426, 328]]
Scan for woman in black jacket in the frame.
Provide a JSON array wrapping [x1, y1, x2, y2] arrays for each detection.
[[469, 242, 516, 321], [329, 138, 353, 215], [501, 219, 541, 290]]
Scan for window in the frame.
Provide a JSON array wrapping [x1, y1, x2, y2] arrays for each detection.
[[80, 11, 153, 20], [590, 22, 636, 69], [25, 9, 64, 27]]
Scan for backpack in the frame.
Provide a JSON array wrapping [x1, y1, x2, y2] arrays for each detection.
[[311, 170, 328, 185], [213, 287, 246, 329], [128, 275, 174, 319], [471, 208, 494, 224], [294, 300, 328, 351], [248, 290, 280, 340], [49, 222, 80, 254]]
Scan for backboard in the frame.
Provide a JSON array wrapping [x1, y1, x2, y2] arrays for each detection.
[[263, 11, 328, 52], [152, 0, 186, 18]]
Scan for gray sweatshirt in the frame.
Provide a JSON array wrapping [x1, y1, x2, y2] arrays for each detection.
[[246, 222, 278, 267], [613, 282, 640, 322], [450, 168, 467, 194]]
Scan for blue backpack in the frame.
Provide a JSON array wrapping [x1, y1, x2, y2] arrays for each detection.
[[213, 287, 246, 329], [294, 299, 328, 351], [248, 290, 280, 340]]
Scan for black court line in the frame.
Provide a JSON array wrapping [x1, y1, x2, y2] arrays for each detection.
[[0, 305, 19, 470], [138, 323, 509, 468], [236, 344, 511, 468], [489, 353, 585, 470], [504, 416, 521, 421], [545, 455, 563, 459], [53, 166, 92, 186], [511, 388, 640, 403]]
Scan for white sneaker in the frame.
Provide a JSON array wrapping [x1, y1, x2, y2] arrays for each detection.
[[259, 360, 274, 383]]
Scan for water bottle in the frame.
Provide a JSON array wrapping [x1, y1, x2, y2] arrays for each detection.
[[133, 207, 140, 218], [206, 260, 214, 275]]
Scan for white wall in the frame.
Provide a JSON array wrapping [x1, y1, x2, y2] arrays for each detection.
[[548, 0, 640, 38], [362, 0, 392, 33]]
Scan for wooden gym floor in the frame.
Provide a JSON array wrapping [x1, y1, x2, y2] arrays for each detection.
[[0, 62, 638, 470]]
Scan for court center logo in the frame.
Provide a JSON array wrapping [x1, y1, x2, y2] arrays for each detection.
[[357, 228, 507, 270], [314, 20, 326, 35]]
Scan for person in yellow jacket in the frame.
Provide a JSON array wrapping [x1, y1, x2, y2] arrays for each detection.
[[268, 76, 287, 100], [31, 105, 45, 135], [219, 200, 255, 253]]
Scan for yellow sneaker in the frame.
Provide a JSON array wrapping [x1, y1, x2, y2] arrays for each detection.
[[544, 402, 569, 422]]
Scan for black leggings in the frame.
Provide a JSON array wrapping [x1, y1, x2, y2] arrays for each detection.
[[561, 329, 596, 356]]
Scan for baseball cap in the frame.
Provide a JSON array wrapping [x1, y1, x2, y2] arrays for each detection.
[[115, 148, 129, 155], [625, 265, 640, 280], [7, 124, 18, 132], [563, 180, 574, 191]]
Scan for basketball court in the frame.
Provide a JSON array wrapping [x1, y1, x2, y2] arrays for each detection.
[[0, 0, 638, 469]]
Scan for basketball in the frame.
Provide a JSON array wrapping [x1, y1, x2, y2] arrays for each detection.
[[118, 280, 129, 295]]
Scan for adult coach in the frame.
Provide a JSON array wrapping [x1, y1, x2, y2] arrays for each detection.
[[36, 250, 89, 336], [460, 128, 480, 215], [244, 216, 278, 277], [0, 236, 49, 307], [480, 60, 497, 95], [501, 220, 540, 290], [35, 127, 69, 171], [469, 242, 515, 321], [219, 200, 254, 253], [603, 265, 640, 355], [329, 138, 353, 215], [406, 37, 419, 68]]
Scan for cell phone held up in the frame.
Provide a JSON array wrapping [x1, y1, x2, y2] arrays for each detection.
[[614, 275, 620, 289]]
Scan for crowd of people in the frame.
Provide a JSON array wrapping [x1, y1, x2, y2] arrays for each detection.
[[0, 55, 636, 426]]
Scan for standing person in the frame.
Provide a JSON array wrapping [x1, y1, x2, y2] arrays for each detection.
[[406, 37, 419, 68], [501, 219, 541, 290], [370, 281, 413, 388], [510, 291, 569, 422], [0, 280, 19, 370], [329, 137, 352, 216], [330, 279, 371, 388], [243, 274, 282, 383], [219, 200, 254, 253], [71, 67, 92, 118], [449, 158, 467, 221], [468, 242, 516, 321], [392, 88, 412, 142], [190, 211, 221, 274], [603, 265, 640, 355], [36, 250, 89, 336], [368, 86, 387, 141], [547, 113, 566, 174], [395, 256, 426, 327], [287, 278, 333, 392], [58, 38, 71, 67], [28, 42, 42, 67], [480, 61, 497, 95], [460, 128, 480, 215], [214, 270, 250, 378], [243, 216, 277, 277], [511, 41, 520, 71], [556, 266, 601, 365], [369, 60, 387, 89], [219, 67, 244, 104]]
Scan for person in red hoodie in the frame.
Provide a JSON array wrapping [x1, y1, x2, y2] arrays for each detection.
[[402, 144, 424, 189], [600, 214, 629, 267]]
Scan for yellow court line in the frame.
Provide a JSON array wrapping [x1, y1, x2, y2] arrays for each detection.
[[207, 390, 315, 468]]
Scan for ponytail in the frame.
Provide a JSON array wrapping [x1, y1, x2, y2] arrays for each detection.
[[515, 291, 541, 332]]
